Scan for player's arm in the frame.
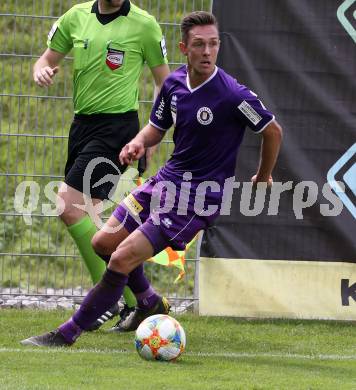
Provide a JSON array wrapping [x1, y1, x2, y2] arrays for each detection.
[[33, 48, 65, 87], [252, 120, 283, 185], [127, 65, 172, 167], [119, 123, 165, 165]]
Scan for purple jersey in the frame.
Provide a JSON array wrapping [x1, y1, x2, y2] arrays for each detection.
[[150, 65, 274, 198], [114, 66, 275, 253]]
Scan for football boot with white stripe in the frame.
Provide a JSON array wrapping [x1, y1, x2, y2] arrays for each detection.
[[86, 302, 120, 331]]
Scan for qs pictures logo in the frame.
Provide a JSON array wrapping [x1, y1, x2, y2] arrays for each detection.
[[337, 0, 356, 43]]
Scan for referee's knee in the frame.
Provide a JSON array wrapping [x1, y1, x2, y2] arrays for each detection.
[[57, 198, 84, 225], [56, 183, 87, 225]]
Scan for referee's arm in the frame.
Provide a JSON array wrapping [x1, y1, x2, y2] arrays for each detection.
[[145, 63, 170, 169], [33, 48, 65, 87], [151, 64, 170, 100]]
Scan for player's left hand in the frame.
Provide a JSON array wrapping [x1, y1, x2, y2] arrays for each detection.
[[251, 174, 273, 187]]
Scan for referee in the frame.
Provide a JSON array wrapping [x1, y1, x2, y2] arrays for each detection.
[[33, 0, 170, 329]]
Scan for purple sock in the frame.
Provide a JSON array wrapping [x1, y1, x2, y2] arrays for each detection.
[[69, 268, 127, 332], [127, 264, 150, 293], [58, 318, 83, 344], [127, 264, 159, 309], [135, 285, 159, 309]]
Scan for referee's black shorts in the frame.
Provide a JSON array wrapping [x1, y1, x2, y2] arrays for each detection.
[[64, 111, 139, 200]]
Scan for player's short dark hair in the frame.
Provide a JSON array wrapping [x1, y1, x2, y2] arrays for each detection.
[[181, 11, 218, 44]]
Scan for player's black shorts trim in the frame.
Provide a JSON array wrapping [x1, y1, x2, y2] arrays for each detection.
[[64, 111, 139, 200]]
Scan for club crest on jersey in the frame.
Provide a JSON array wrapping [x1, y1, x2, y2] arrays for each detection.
[[197, 107, 213, 125], [106, 48, 124, 70]]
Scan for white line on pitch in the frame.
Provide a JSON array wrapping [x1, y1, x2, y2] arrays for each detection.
[[0, 348, 356, 361]]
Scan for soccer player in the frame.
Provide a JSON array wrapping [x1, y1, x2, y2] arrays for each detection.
[[33, 0, 170, 330], [22, 10, 282, 346]]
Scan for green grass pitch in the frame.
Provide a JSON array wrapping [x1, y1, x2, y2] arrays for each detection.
[[0, 309, 356, 389]]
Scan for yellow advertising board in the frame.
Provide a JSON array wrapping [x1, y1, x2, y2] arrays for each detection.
[[199, 258, 356, 320]]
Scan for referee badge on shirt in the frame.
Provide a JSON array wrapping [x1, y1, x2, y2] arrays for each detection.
[[106, 48, 125, 70]]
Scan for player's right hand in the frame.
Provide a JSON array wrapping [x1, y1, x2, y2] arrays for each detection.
[[119, 142, 145, 165], [33, 66, 59, 87], [251, 174, 273, 187]]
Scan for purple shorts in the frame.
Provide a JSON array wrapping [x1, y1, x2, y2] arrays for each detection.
[[113, 176, 217, 254]]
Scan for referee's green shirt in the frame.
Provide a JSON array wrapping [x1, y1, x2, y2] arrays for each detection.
[[47, 1, 168, 114]]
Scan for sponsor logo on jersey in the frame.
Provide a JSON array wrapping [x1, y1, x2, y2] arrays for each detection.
[[238, 100, 262, 125], [106, 48, 125, 70], [48, 22, 58, 41], [197, 107, 213, 125], [160, 37, 167, 57], [171, 94, 177, 111], [123, 193, 143, 216], [170, 95, 177, 125], [155, 97, 165, 120]]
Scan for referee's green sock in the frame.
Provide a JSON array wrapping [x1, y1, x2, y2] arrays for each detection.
[[122, 286, 137, 309], [67, 215, 137, 308], [67, 215, 105, 284]]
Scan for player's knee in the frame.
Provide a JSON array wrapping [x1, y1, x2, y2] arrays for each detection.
[[110, 245, 133, 263], [109, 243, 138, 274], [91, 232, 107, 255]]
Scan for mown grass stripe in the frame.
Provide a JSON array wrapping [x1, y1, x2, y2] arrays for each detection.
[[1, 347, 356, 361]]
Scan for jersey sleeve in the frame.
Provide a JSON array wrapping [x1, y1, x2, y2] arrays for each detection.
[[141, 17, 168, 68], [47, 10, 73, 54], [233, 82, 275, 133], [149, 82, 173, 131]]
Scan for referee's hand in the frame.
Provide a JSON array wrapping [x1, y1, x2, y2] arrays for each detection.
[[119, 141, 145, 165], [33, 66, 59, 87]]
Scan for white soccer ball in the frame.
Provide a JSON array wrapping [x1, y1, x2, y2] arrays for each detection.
[[135, 314, 186, 361]]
